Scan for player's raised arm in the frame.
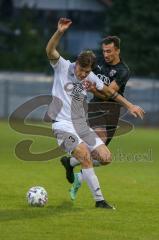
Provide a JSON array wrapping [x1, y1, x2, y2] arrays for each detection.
[[46, 18, 72, 64]]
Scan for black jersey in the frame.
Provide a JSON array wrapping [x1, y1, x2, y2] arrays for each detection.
[[92, 58, 130, 102], [88, 58, 130, 146]]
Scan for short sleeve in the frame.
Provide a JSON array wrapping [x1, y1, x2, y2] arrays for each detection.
[[50, 56, 70, 70], [88, 72, 104, 90], [114, 68, 130, 88]]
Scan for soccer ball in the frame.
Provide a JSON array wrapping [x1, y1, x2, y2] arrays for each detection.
[[26, 186, 48, 207]]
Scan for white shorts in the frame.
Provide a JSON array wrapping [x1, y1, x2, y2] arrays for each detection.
[[52, 120, 104, 154]]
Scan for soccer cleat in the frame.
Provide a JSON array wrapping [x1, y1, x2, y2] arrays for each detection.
[[60, 156, 74, 183], [95, 200, 116, 210], [69, 173, 81, 200]]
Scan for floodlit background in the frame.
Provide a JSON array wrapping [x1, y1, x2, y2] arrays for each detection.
[[0, 0, 159, 125], [0, 1, 159, 240]]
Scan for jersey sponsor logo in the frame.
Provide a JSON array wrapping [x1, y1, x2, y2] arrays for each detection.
[[97, 73, 111, 85], [109, 69, 117, 77]]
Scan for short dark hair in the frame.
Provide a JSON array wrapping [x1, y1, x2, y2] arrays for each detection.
[[76, 50, 97, 69], [101, 36, 121, 49]]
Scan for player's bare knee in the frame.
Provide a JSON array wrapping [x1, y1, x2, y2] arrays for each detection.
[[73, 143, 91, 167], [100, 151, 112, 165], [82, 158, 92, 168], [80, 150, 92, 168]]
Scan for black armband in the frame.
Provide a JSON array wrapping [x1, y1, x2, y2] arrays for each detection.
[[111, 92, 119, 99], [49, 56, 60, 61]]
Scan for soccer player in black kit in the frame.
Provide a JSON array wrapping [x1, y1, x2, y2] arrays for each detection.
[[89, 36, 130, 146], [61, 36, 140, 204]]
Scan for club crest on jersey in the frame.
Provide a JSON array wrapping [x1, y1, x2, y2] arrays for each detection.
[[109, 69, 117, 77]]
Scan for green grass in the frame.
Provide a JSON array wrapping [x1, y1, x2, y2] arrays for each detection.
[[0, 120, 159, 240]]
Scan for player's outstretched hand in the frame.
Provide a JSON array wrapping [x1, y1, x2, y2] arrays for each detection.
[[58, 18, 72, 33], [129, 105, 145, 119]]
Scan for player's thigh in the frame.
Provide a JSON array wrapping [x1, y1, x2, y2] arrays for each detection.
[[80, 127, 111, 164], [81, 126, 104, 152], [91, 144, 112, 164]]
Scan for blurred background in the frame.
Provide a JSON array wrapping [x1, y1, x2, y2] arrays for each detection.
[[0, 0, 159, 126], [0, 3, 159, 239]]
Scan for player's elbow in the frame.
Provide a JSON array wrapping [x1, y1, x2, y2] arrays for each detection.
[[103, 86, 114, 98], [107, 89, 114, 98], [46, 47, 55, 59], [46, 46, 52, 58]]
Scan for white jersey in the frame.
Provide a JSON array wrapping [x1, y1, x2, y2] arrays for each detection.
[[48, 56, 104, 123]]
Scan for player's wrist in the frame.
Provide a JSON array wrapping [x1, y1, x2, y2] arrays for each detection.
[[57, 29, 65, 35], [90, 88, 96, 93], [128, 104, 136, 111]]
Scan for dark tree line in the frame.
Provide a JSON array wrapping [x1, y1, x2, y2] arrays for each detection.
[[104, 0, 159, 77], [0, 3, 49, 72], [0, 0, 159, 78]]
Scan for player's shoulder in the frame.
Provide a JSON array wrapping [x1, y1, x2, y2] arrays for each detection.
[[97, 58, 105, 69], [93, 55, 104, 70], [50, 56, 71, 69], [115, 60, 131, 82], [116, 60, 130, 74], [58, 56, 71, 66]]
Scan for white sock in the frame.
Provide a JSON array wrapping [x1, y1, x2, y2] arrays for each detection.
[[82, 168, 104, 201], [77, 171, 84, 183], [70, 157, 101, 167], [70, 157, 80, 167]]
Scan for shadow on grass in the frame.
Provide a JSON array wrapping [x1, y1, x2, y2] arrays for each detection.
[[0, 201, 83, 222]]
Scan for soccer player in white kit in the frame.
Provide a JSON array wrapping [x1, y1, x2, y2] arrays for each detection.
[[46, 18, 144, 209]]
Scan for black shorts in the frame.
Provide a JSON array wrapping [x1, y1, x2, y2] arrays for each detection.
[[88, 101, 121, 146]]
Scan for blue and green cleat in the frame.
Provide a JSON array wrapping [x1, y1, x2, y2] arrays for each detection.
[[69, 173, 81, 200]]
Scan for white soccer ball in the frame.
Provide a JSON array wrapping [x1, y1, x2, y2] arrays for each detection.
[[26, 186, 48, 207]]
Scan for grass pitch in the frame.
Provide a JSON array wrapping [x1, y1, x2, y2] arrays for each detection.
[[0, 120, 159, 240]]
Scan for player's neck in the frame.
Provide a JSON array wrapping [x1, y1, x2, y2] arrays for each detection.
[[111, 57, 120, 65]]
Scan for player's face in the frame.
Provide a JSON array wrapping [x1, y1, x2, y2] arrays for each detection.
[[75, 62, 92, 80], [102, 43, 120, 64]]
